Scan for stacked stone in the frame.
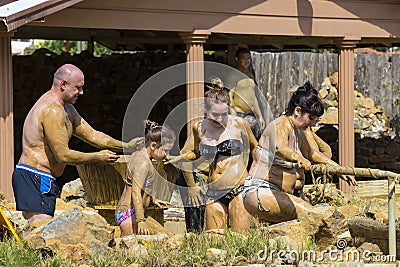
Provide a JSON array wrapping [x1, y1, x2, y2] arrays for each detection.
[[317, 72, 395, 139], [316, 73, 400, 171]]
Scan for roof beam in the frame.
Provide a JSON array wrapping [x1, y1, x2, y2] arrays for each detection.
[[0, 0, 82, 32]]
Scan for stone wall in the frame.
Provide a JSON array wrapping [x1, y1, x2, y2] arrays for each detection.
[[12, 50, 400, 187], [316, 73, 400, 175]]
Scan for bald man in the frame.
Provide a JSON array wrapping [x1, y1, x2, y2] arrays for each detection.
[[12, 64, 141, 223]]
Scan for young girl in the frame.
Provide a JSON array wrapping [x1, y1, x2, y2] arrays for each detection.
[[115, 120, 176, 236]]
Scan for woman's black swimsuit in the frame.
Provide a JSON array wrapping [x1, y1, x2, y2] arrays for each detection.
[[199, 139, 245, 206], [199, 139, 243, 162]]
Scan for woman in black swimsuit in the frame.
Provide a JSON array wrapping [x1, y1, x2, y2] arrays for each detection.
[[179, 78, 258, 232]]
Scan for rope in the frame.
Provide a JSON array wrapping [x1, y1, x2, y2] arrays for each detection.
[[306, 165, 336, 205]]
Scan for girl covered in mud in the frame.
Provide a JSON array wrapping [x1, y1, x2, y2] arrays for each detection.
[[115, 120, 175, 236]]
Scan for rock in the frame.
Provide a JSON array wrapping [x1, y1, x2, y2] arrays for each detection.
[[318, 88, 329, 99], [320, 77, 331, 90], [385, 141, 400, 157], [206, 248, 227, 258], [116, 236, 148, 256], [336, 205, 362, 219], [369, 154, 397, 164], [268, 213, 324, 247], [329, 72, 338, 86], [60, 178, 88, 208], [135, 233, 168, 242], [232, 255, 248, 266], [357, 242, 382, 255], [61, 178, 85, 200], [23, 208, 114, 263], [55, 198, 84, 212], [319, 107, 338, 125], [315, 207, 347, 248], [164, 234, 185, 250], [337, 230, 352, 239]]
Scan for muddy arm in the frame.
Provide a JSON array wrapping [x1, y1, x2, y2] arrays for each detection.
[[275, 124, 311, 169], [304, 128, 332, 159], [239, 117, 258, 158], [250, 89, 265, 129], [128, 159, 158, 235], [181, 123, 207, 206], [42, 104, 115, 164]]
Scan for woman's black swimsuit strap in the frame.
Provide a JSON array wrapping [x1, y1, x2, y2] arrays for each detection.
[[199, 139, 243, 161]]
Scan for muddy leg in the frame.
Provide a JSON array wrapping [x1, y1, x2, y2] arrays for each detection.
[[206, 200, 228, 230], [243, 188, 311, 223], [229, 193, 251, 232], [22, 211, 52, 224], [119, 217, 135, 237]]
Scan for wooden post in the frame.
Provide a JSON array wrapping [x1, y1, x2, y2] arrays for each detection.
[[335, 37, 360, 195], [0, 31, 14, 199], [180, 30, 210, 135]]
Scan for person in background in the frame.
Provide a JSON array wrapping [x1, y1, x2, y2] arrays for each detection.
[[12, 63, 142, 224], [229, 47, 265, 140]]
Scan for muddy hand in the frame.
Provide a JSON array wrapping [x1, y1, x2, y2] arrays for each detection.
[[126, 137, 145, 152], [298, 156, 311, 171], [153, 199, 174, 209], [164, 155, 183, 165], [340, 174, 358, 186], [188, 185, 206, 207], [97, 150, 119, 163]]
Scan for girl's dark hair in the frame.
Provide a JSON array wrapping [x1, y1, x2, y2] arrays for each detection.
[[285, 81, 324, 117], [144, 120, 176, 147], [204, 78, 230, 110]]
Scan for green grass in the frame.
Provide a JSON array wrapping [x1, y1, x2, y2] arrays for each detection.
[[0, 238, 64, 267], [92, 223, 273, 266], [0, 220, 281, 267]]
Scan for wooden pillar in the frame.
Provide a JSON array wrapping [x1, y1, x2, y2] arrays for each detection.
[[180, 30, 210, 134], [88, 37, 94, 56], [335, 37, 360, 195], [0, 31, 14, 199]]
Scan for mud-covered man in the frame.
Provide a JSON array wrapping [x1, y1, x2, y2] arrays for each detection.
[[12, 64, 141, 223]]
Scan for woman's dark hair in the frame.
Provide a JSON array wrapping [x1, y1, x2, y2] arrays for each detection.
[[285, 81, 324, 117], [144, 120, 175, 147], [204, 78, 230, 110]]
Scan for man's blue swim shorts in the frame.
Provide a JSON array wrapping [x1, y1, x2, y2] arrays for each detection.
[[12, 164, 60, 216]]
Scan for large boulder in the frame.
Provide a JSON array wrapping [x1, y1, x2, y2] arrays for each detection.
[[23, 208, 114, 263]]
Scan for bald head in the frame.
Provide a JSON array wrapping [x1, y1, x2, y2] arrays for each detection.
[[53, 64, 83, 86]]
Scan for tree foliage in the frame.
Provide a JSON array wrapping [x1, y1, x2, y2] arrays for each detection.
[[36, 40, 114, 56]]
